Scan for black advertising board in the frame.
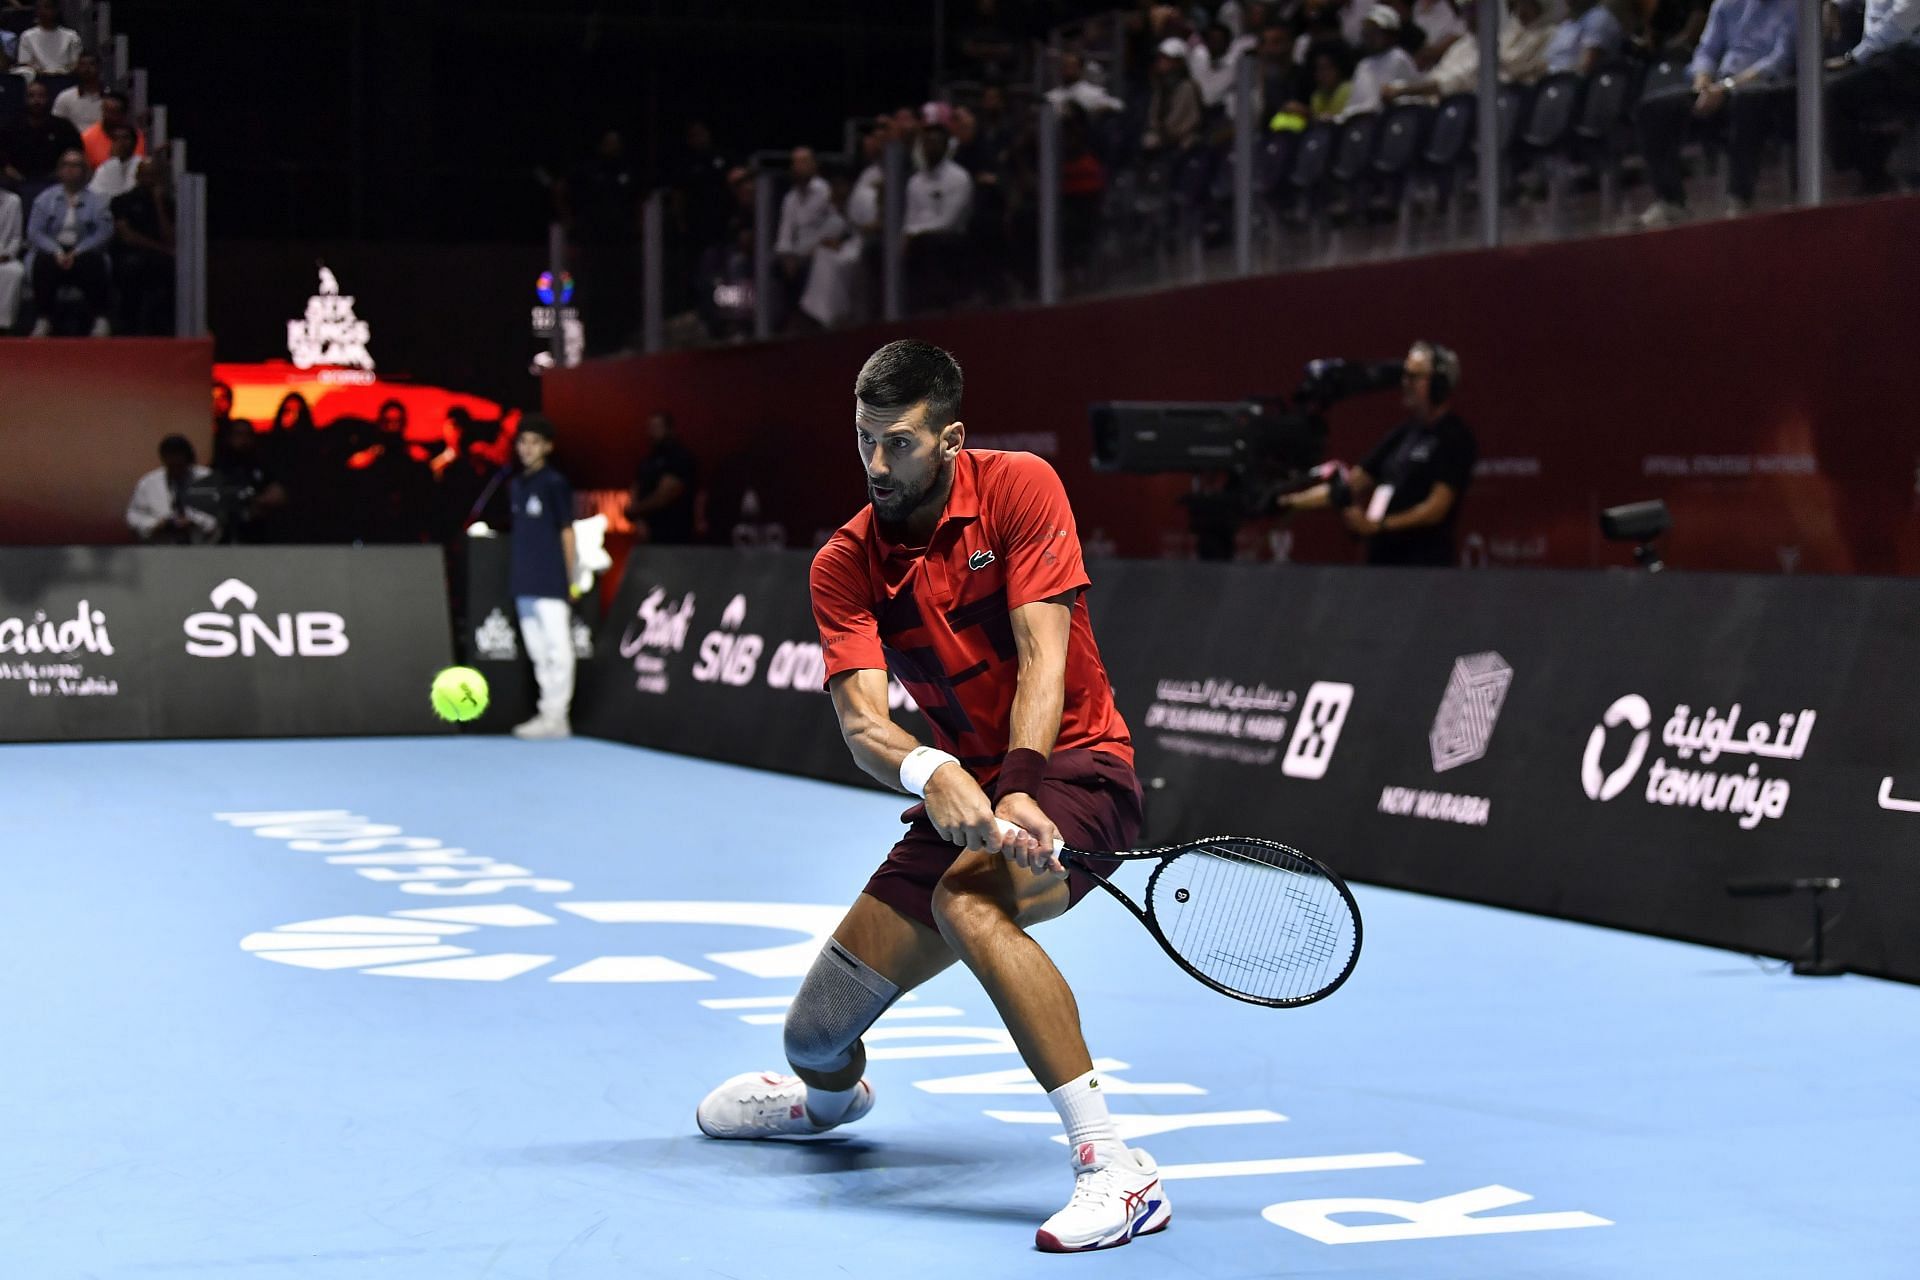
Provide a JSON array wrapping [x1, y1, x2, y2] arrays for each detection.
[[577, 549, 1920, 982], [0, 546, 453, 741], [577, 547, 922, 792], [1093, 563, 1920, 984]]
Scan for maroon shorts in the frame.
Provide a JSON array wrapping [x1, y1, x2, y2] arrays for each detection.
[[863, 748, 1144, 932]]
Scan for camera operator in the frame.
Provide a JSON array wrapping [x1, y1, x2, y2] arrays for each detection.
[[1278, 341, 1475, 566]]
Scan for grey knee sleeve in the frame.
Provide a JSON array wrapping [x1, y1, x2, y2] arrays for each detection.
[[783, 940, 901, 1074]]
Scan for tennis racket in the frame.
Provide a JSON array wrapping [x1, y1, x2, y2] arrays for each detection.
[[997, 820, 1361, 1008]]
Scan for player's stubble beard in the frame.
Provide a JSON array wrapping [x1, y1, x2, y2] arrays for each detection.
[[869, 457, 952, 527]]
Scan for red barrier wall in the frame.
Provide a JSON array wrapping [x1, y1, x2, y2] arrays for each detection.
[[545, 196, 1920, 574], [2, 339, 216, 546]]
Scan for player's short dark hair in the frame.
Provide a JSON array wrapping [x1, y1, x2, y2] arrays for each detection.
[[518, 414, 556, 441], [855, 340, 963, 433]]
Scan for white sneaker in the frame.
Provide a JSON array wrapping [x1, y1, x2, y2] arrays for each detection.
[[1725, 196, 1752, 218], [30, 317, 51, 337], [1036, 1146, 1171, 1253], [89, 316, 111, 337], [511, 714, 570, 740], [695, 1070, 875, 1139], [1637, 199, 1687, 229]]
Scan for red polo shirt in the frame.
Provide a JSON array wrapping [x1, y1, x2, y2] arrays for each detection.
[[810, 449, 1133, 784]]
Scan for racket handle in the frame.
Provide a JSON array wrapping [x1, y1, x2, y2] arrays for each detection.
[[994, 818, 1066, 856]]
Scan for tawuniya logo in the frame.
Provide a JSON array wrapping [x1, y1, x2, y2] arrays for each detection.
[[1581, 694, 1815, 829], [184, 579, 349, 659]]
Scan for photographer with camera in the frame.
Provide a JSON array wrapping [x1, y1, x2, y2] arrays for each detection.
[[1278, 341, 1476, 566]]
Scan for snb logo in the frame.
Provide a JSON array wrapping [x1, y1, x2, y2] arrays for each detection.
[[1280, 681, 1354, 780], [1430, 652, 1512, 773], [691, 594, 764, 687], [184, 579, 349, 659], [1581, 694, 1652, 801]]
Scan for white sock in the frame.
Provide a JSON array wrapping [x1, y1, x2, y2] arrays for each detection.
[[804, 1080, 864, 1127], [1046, 1068, 1123, 1169]]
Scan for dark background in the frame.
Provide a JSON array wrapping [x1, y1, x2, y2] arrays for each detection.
[[118, 0, 1053, 243]]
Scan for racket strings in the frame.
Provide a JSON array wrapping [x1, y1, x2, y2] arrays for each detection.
[[1151, 839, 1357, 1004]]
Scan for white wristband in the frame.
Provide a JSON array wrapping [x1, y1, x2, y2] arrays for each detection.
[[899, 745, 960, 797]]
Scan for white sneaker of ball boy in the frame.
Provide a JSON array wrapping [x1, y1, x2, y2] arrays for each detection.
[[696, 1065, 1170, 1252]]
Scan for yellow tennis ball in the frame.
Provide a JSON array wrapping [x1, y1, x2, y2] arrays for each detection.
[[430, 666, 490, 722]]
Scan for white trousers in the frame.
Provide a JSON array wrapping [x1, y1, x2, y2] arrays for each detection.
[[515, 595, 575, 720]]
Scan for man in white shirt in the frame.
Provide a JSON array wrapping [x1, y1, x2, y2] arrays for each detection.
[[88, 123, 138, 197], [774, 146, 834, 290], [18, 0, 82, 75], [128, 435, 222, 545], [904, 120, 974, 309], [0, 186, 23, 330], [1046, 51, 1124, 114], [1383, 0, 1557, 101], [1189, 21, 1259, 106], [52, 50, 102, 131], [1347, 5, 1421, 116]]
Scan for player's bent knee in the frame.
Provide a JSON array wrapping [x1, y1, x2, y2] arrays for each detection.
[[783, 939, 900, 1073]]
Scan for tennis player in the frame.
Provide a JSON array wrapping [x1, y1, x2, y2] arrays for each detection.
[[696, 340, 1168, 1252]]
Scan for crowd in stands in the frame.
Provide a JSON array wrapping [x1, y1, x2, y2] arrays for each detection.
[[0, 0, 172, 336], [560, 0, 1919, 348]]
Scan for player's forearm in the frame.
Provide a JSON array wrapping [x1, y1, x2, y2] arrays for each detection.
[[839, 708, 933, 791], [561, 527, 577, 584], [1007, 670, 1065, 764]]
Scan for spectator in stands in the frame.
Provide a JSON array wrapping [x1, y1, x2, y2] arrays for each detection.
[[16, 0, 78, 75], [626, 410, 700, 544], [1058, 103, 1107, 278], [89, 121, 138, 197], [210, 380, 243, 456], [1308, 42, 1356, 118], [1190, 21, 1259, 106], [1048, 50, 1125, 114], [127, 435, 221, 545], [799, 173, 867, 329], [28, 147, 111, 336], [347, 399, 433, 543], [1412, 0, 1470, 60], [774, 146, 833, 297], [1637, 0, 1797, 225], [212, 417, 288, 545], [1257, 22, 1311, 123], [1546, 0, 1626, 73], [904, 115, 974, 310], [110, 155, 173, 333], [2, 80, 84, 207], [0, 184, 20, 332], [696, 217, 761, 339], [51, 50, 101, 130], [81, 90, 143, 169], [266, 391, 336, 542], [847, 122, 889, 237], [1383, 0, 1556, 101], [1826, 0, 1920, 195], [508, 416, 578, 740], [1347, 6, 1420, 116], [1144, 38, 1205, 152], [1278, 341, 1476, 566]]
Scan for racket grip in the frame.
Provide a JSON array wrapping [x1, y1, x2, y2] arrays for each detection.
[[994, 818, 1066, 856]]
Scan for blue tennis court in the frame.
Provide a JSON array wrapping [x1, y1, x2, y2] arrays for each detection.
[[4, 735, 1913, 1279]]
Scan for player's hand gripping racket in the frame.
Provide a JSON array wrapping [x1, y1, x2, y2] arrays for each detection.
[[996, 820, 1361, 1008]]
